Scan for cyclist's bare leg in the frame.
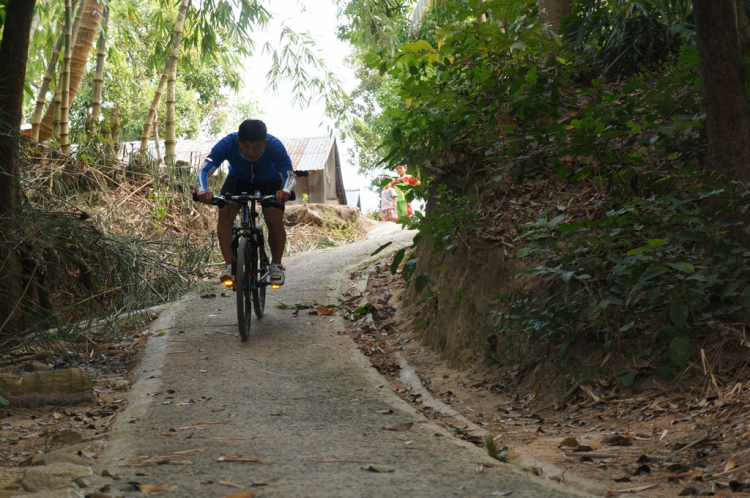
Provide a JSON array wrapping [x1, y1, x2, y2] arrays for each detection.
[[262, 206, 286, 264], [217, 204, 239, 266]]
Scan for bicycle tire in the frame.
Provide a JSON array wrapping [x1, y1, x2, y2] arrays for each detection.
[[236, 237, 252, 341], [252, 239, 267, 318]]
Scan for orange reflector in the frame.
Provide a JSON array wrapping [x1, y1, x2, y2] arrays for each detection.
[[271, 284, 281, 289], [222, 279, 234, 288]]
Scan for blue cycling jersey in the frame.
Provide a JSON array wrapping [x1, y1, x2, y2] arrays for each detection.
[[195, 132, 295, 193]]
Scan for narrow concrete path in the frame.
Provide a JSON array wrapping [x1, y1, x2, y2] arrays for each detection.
[[100, 230, 591, 497]]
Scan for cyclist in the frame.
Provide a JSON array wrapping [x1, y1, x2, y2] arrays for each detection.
[[195, 119, 295, 286]]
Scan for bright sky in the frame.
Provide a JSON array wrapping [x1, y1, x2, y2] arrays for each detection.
[[242, 0, 381, 213]]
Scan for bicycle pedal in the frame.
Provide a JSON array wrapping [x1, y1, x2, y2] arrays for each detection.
[[221, 277, 234, 288], [271, 283, 281, 289]]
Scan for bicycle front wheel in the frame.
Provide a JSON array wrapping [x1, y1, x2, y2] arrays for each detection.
[[252, 241, 267, 318], [236, 237, 252, 341]]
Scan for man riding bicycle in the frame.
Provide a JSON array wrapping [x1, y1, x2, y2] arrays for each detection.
[[195, 119, 295, 286]]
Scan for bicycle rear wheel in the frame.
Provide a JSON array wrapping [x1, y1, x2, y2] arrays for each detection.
[[236, 237, 252, 341], [252, 241, 267, 318]]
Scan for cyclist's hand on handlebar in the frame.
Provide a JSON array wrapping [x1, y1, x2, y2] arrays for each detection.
[[197, 191, 214, 204], [275, 190, 291, 205]]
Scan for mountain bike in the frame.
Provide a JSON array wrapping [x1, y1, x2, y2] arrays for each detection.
[[193, 191, 275, 341]]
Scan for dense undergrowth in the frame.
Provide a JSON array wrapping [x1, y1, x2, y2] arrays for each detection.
[[371, 1, 750, 388], [0, 139, 216, 356]]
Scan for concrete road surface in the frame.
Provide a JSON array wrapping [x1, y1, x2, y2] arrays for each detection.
[[100, 228, 591, 498]]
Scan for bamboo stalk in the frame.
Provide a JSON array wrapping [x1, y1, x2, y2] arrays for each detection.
[[52, 88, 62, 140], [31, 0, 82, 141], [140, 73, 168, 157], [60, 0, 73, 153], [90, 4, 109, 138], [153, 113, 162, 164], [164, 0, 191, 169], [38, 0, 104, 142]]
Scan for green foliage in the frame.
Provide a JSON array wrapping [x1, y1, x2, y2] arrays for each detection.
[[23, 0, 263, 143], [489, 293, 584, 364], [148, 189, 169, 221], [511, 187, 750, 380], [265, 24, 350, 121], [334, 0, 411, 53], [0, 388, 7, 407], [561, 0, 694, 76], [406, 184, 482, 253]]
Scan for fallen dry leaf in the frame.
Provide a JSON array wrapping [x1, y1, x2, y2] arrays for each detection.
[[140, 485, 176, 493], [559, 437, 579, 448], [712, 462, 750, 477], [161, 448, 208, 457], [361, 464, 395, 473], [131, 333, 153, 347], [221, 492, 255, 498], [309, 306, 338, 316], [219, 481, 243, 489], [580, 385, 600, 403], [384, 422, 413, 432], [218, 456, 266, 464], [605, 483, 660, 495], [643, 470, 701, 482], [725, 455, 739, 473]]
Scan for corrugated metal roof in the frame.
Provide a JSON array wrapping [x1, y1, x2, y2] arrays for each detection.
[[121, 136, 335, 172], [281, 136, 334, 171], [119, 138, 215, 167], [345, 189, 361, 209]]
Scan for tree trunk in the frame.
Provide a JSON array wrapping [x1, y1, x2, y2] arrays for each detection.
[[0, 0, 37, 338], [736, 0, 750, 59], [30, 0, 83, 141], [60, 0, 73, 153], [91, 4, 109, 139], [164, 0, 192, 168], [539, 0, 572, 33], [37, 0, 104, 142], [692, 0, 750, 183]]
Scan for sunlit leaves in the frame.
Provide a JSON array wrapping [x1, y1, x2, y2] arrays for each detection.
[[264, 24, 350, 122]]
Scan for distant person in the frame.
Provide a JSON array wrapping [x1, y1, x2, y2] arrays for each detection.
[[380, 176, 398, 222], [387, 164, 421, 219], [195, 119, 295, 286]]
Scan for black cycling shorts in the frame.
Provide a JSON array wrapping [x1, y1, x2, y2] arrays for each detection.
[[220, 175, 284, 212]]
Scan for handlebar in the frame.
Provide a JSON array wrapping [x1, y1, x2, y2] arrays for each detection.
[[192, 191, 276, 208], [193, 190, 296, 206]]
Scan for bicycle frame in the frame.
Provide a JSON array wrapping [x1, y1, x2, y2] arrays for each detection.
[[221, 192, 271, 287], [192, 190, 274, 289], [193, 189, 276, 341]]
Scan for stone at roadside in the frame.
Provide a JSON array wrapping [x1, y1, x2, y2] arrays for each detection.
[[16, 489, 84, 498], [0, 369, 92, 407], [21, 463, 92, 493], [0, 490, 24, 498], [285, 204, 360, 227], [31, 452, 90, 467]]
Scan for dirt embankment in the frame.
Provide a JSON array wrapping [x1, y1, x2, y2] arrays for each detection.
[[343, 258, 750, 498], [284, 203, 379, 253]]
